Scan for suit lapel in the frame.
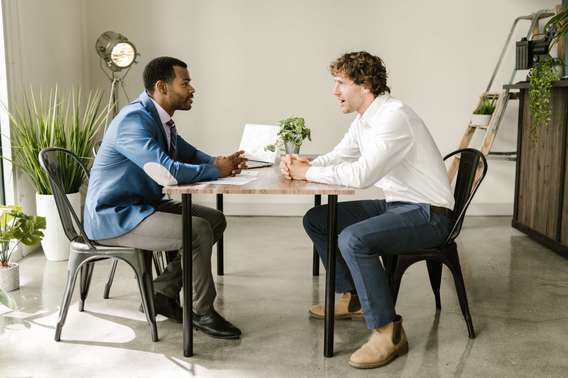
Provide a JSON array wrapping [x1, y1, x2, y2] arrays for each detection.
[[137, 91, 170, 156]]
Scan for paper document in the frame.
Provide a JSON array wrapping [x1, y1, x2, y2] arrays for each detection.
[[239, 170, 258, 177], [200, 175, 257, 186]]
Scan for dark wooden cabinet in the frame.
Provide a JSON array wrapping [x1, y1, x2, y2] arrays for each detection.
[[509, 81, 568, 257]]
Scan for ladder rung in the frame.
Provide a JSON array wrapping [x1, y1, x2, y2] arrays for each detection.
[[469, 123, 489, 129], [487, 155, 516, 161]]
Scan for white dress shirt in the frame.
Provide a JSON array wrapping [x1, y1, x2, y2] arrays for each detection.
[[150, 98, 173, 149], [306, 94, 455, 209]]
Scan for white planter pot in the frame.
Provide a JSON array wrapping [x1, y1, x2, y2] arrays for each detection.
[[0, 263, 19, 292], [470, 114, 492, 126], [36, 192, 81, 261]]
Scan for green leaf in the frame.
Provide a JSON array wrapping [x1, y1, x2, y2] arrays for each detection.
[[0, 287, 17, 310], [5, 87, 109, 194]]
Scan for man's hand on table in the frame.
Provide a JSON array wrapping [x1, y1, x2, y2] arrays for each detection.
[[280, 154, 310, 180], [215, 150, 246, 177]]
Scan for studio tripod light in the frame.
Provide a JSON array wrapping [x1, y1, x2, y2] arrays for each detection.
[[95, 31, 138, 126]]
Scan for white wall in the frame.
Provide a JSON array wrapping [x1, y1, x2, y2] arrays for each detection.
[[81, 0, 559, 215], [3, 0, 560, 217]]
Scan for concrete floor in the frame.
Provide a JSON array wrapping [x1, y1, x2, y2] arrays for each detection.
[[0, 216, 567, 377]]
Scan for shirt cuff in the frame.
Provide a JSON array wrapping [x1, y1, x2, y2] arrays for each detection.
[[306, 166, 333, 184]]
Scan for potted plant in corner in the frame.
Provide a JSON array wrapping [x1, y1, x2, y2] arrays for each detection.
[[0, 205, 46, 292], [470, 95, 495, 127], [265, 116, 311, 154], [8, 87, 108, 261]]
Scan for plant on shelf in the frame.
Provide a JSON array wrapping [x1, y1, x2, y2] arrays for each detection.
[[528, 58, 561, 141], [0, 205, 46, 292], [7, 87, 108, 261], [265, 116, 311, 154], [523, 6, 568, 142], [545, 5, 568, 47], [473, 95, 496, 115], [470, 95, 495, 127]]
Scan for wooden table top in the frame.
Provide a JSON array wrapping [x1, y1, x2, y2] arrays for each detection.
[[163, 165, 355, 195]]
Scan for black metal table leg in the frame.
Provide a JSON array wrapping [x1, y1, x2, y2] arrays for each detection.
[[312, 194, 322, 276], [216, 193, 224, 276], [324, 194, 338, 357], [182, 193, 193, 357]]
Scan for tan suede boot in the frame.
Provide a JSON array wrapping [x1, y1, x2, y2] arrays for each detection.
[[348, 315, 408, 369], [309, 292, 364, 320]]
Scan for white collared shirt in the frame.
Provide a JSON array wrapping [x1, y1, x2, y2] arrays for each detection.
[[150, 97, 174, 149], [306, 94, 455, 209]]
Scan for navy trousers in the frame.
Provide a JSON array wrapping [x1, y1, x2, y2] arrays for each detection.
[[303, 200, 450, 329]]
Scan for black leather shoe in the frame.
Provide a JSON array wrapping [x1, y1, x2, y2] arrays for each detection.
[[139, 293, 182, 323], [193, 309, 241, 339]]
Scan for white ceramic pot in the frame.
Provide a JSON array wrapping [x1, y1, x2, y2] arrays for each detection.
[[36, 192, 81, 261], [0, 263, 19, 292], [470, 114, 492, 126]]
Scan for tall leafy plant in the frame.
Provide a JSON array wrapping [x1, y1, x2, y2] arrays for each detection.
[[8, 87, 108, 194]]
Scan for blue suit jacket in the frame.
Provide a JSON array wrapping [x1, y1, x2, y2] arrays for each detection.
[[84, 91, 220, 240]]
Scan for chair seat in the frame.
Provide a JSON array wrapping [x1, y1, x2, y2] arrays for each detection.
[[399, 242, 456, 259], [71, 240, 137, 254]]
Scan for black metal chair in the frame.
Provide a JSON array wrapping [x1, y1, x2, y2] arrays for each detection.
[[91, 141, 177, 299], [384, 148, 488, 339], [38, 147, 159, 342]]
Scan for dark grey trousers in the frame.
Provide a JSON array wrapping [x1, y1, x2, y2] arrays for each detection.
[[98, 200, 226, 314]]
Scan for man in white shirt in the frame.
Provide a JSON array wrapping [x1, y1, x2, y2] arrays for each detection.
[[281, 51, 454, 369]]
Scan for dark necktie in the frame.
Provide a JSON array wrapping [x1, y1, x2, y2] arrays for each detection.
[[166, 120, 177, 157]]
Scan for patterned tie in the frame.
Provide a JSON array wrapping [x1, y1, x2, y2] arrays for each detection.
[[166, 119, 177, 157]]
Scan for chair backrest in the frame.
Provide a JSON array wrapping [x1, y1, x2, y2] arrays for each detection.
[[92, 140, 101, 158], [38, 147, 96, 249], [443, 148, 488, 244]]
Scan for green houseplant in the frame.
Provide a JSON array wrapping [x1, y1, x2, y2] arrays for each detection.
[[528, 58, 561, 142], [265, 116, 311, 154], [7, 87, 108, 261], [0, 205, 46, 292], [523, 7, 568, 142], [470, 95, 496, 126]]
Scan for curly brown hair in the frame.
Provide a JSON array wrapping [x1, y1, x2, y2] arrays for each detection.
[[330, 51, 390, 96]]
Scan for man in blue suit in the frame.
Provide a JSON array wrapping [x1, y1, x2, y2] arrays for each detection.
[[84, 56, 243, 339]]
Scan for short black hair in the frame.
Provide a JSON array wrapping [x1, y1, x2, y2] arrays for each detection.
[[143, 56, 188, 93]]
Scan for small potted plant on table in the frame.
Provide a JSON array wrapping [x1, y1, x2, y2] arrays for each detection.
[[265, 116, 311, 154]]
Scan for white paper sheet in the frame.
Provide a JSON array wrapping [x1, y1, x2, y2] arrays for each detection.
[[203, 175, 257, 185]]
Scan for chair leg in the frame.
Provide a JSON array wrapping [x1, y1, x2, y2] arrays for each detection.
[[445, 248, 476, 339], [165, 251, 177, 264], [103, 259, 119, 299], [78, 262, 95, 312], [426, 260, 443, 310], [128, 250, 158, 342], [55, 253, 86, 341], [152, 252, 164, 276], [389, 256, 418, 306]]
